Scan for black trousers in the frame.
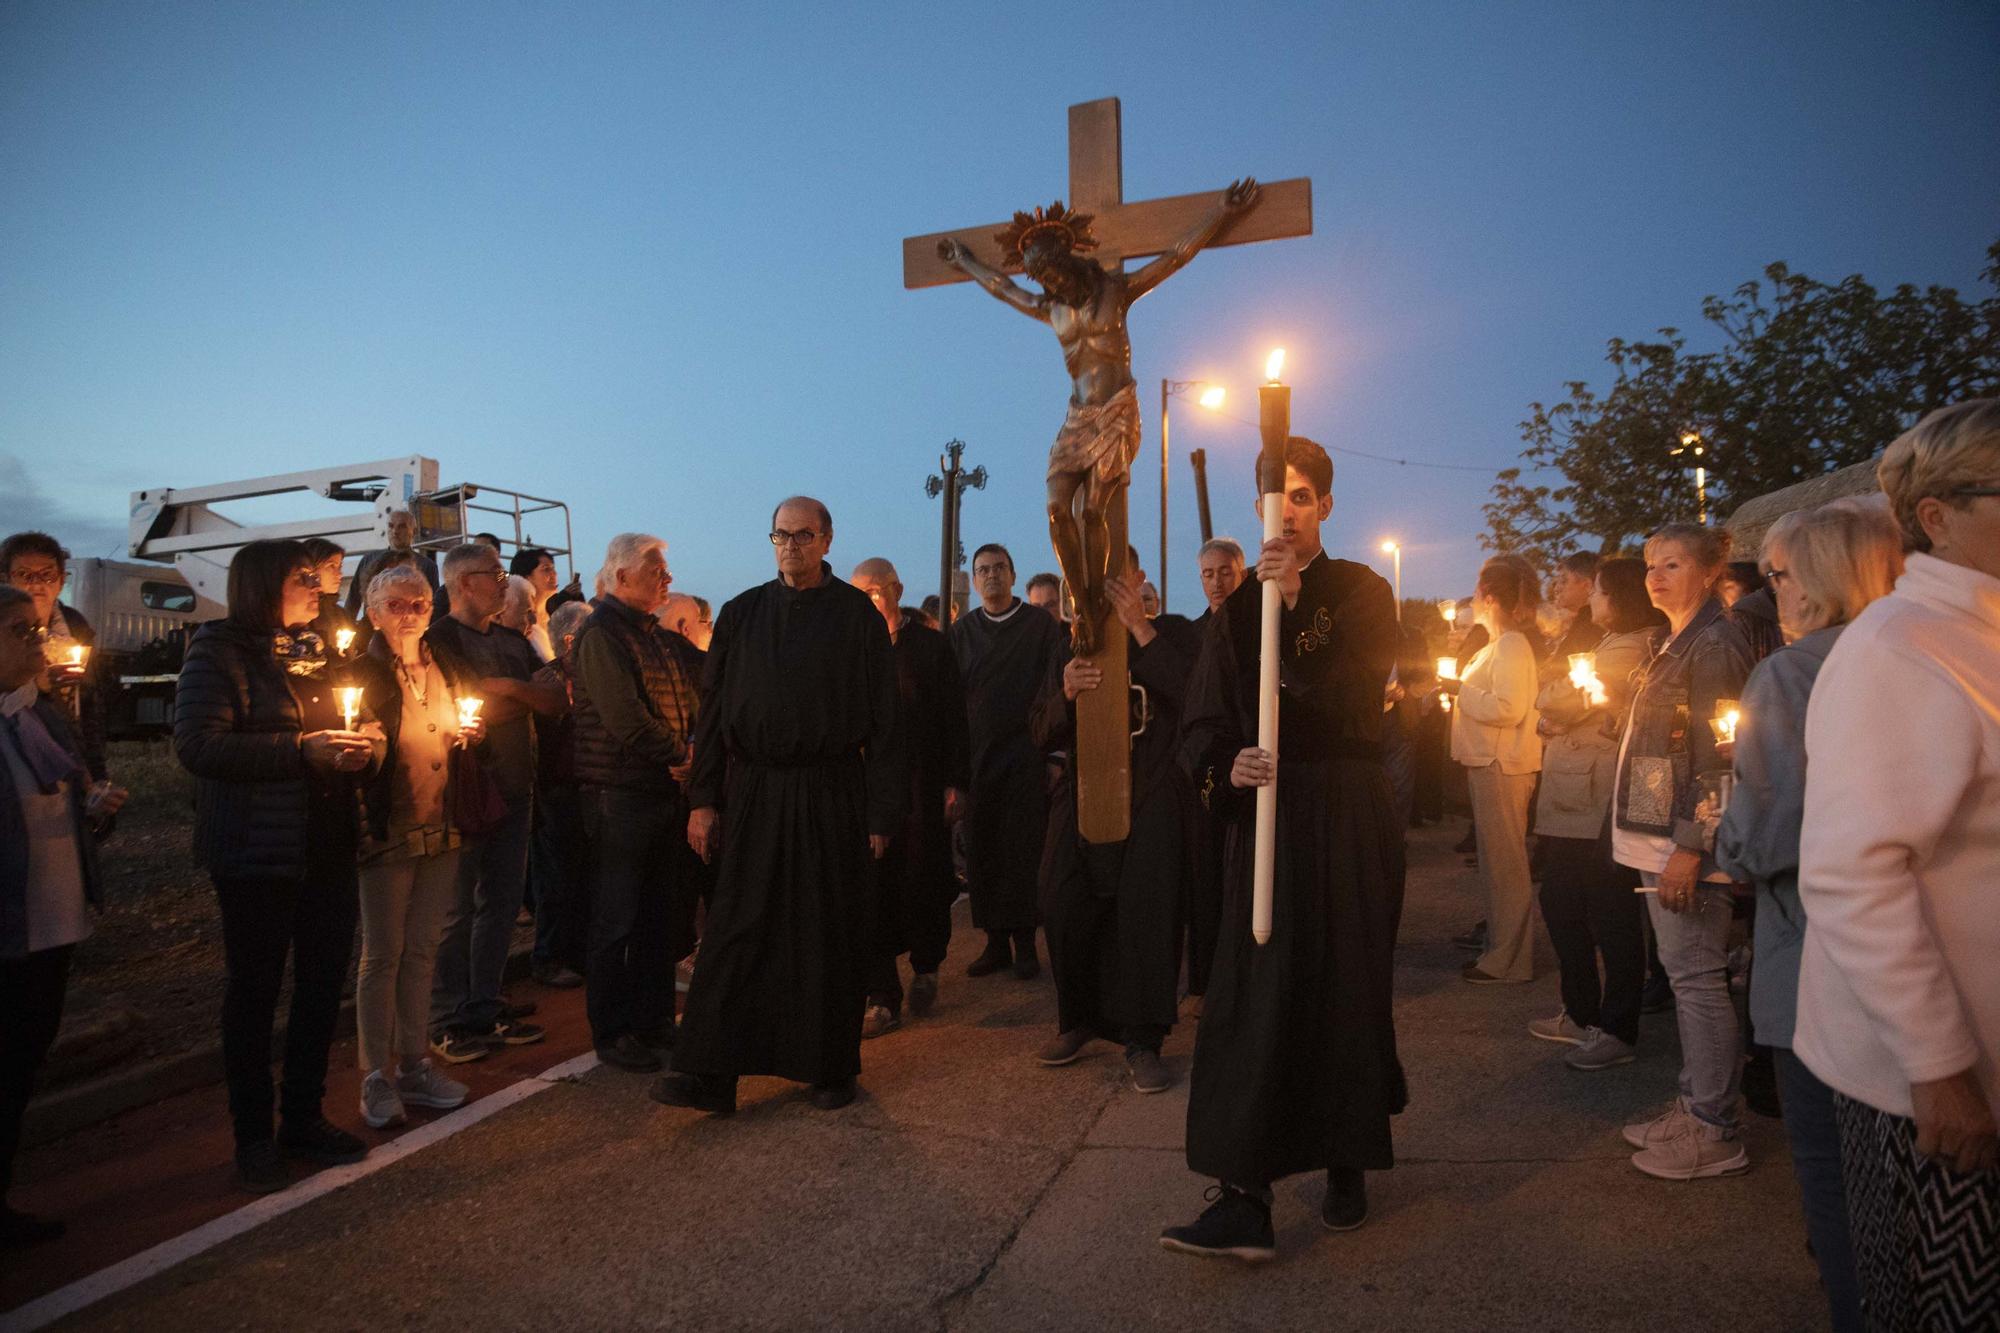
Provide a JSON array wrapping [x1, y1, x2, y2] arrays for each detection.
[[1536, 833, 1644, 1045], [1, 945, 74, 1200], [529, 782, 592, 973], [863, 826, 954, 1013], [582, 785, 689, 1044], [214, 858, 360, 1147]]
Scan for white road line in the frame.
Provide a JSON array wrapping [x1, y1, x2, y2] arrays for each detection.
[[2, 1051, 600, 1332]]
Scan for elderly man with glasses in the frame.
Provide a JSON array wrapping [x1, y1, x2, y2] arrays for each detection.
[[652, 497, 905, 1115]]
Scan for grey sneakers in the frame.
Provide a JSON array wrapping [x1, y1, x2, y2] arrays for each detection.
[[1035, 1029, 1094, 1067], [1527, 1010, 1589, 1045], [360, 1071, 406, 1129], [398, 1059, 468, 1111], [1566, 1028, 1637, 1071], [1126, 1047, 1173, 1094], [1631, 1117, 1749, 1180], [1622, 1097, 1696, 1149]]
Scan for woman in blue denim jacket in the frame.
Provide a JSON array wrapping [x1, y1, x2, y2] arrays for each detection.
[[1610, 523, 1755, 1182]]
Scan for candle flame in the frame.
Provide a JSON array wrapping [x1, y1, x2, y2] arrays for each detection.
[[66, 645, 87, 666], [334, 628, 356, 655], [1197, 385, 1225, 410], [1441, 603, 1457, 624], [1436, 656, 1459, 681], [1264, 348, 1286, 383], [336, 686, 363, 730], [457, 696, 483, 728]]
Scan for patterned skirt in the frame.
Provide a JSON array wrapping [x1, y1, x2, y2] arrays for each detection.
[[1834, 1093, 1999, 1332]]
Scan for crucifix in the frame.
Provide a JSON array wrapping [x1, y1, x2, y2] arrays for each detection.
[[924, 438, 986, 624], [904, 96, 1312, 843]]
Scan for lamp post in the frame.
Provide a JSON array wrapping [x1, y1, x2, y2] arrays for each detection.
[[1671, 430, 1709, 525], [1160, 379, 1227, 612], [1379, 540, 1402, 619]]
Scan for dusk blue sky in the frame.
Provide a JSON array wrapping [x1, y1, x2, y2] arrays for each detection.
[[4, 2, 1996, 613]]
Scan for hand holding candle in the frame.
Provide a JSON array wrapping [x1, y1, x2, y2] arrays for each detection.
[[1567, 653, 1609, 707], [1710, 700, 1741, 747], [336, 686, 363, 732], [455, 695, 485, 748], [1436, 656, 1459, 711]]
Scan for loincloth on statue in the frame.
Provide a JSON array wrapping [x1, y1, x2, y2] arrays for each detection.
[[1046, 382, 1141, 489]]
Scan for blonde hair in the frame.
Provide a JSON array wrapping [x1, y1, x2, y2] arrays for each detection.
[[1762, 503, 1903, 637], [1644, 521, 1731, 569], [1877, 399, 2000, 552]]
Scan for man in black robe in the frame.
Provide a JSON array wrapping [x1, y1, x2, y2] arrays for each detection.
[[849, 558, 969, 1034], [1186, 538, 1246, 1009], [650, 498, 904, 1115], [948, 543, 1063, 981], [1160, 437, 1405, 1262], [1030, 570, 1199, 1093]]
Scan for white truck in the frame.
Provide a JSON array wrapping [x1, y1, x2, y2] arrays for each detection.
[[67, 456, 573, 733]]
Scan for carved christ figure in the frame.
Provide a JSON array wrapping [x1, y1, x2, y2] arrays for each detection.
[[938, 178, 1262, 655]]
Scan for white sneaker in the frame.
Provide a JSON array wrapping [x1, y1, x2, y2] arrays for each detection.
[[861, 1003, 901, 1040], [397, 1059, 468, 1110], [1621, 1097, 1695, 1150], [1631, 1118, 1749, 1180], [1566, 1028, 1637, 1071], [1527, 1010, 1589, 1045], [361, 1070, 407, 1129]]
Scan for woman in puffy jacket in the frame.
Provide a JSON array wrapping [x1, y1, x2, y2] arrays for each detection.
[[174, 539, 379, 1194]]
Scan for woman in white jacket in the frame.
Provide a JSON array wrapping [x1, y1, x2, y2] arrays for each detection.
[[1798, 399, 2000, 1329], [1442, 560, 1542, 985]]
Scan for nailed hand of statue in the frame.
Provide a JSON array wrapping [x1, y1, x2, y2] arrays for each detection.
[[937, 236, 969, 266], [1224, 177, 1262, 214]]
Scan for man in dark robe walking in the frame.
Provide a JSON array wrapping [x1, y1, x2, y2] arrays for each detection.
[[651, 498, 904, 1115], [1185, 538, 1247, 1011], [1160, 437, 1406, 1262], [949, 543, 1063, 981], [1030, 569, 1200, 1093], [849, 558, 969, 1034]]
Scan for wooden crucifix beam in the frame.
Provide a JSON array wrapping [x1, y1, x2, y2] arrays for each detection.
[[901, 98, 1312, 289]]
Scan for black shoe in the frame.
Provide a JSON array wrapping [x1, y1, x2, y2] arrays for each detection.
[[278, 1115, 367, 1166], [0, 1205, 67, 1249], [488, 1017, 546, 1046], [1011, 932, 1040, 981], [637, 1022, 678, 1059], [1451, 920, 1488, 952], [1640, 973, 1675, 1014], [965, 933, 1012, 978], [430, 1025, 496, 1064], [1454, 827, 1478, 854], [531, 963, 584, 989], [499, 996, 539, 1020], [908, 971, 939, 1017], [1322, 1167, 1367, 1231], [1158, 1184, 1275, 1263], [650, 1071, 737, 1115], [808, 1077, 857, 1111], [234, 1139, 288, 1194], [1744, 1046, 1783, 1120], [596, 1033, 664, 1072]]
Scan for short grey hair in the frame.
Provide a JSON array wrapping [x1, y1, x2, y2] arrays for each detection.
[[597, 533, 667, 592], [366, 562, 432, 612], [550, 600, 592, 647], [1197, 537, 1246, 566], [441, 541, 500, 588]]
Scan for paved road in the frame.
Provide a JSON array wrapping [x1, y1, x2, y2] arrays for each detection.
[[40, 823, 1827, 1331]]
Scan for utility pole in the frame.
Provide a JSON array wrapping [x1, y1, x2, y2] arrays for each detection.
[[1189, 447, 1214, 543], [925, 439, 986, 624]]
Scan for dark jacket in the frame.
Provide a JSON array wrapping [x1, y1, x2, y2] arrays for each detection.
[[1728, 587, 1784, 664], [570, 594, 699, 793], [173, 620, 374, 881], [350, 632, 476, 843], [49, 604, 108, 782], [1, 697, 105, 959], [1613, 596, 1754, 856]]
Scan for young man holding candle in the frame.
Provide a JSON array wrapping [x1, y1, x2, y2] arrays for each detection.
[[1162, 437, 1405, 1261]]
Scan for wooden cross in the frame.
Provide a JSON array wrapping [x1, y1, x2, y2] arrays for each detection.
[[904, 97, 1312, 844]]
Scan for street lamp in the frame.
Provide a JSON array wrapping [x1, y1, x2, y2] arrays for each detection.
[[1379, 540, 1402, 619], [1671, 430, 1709, 525], [1160, 378, 1226, 611]]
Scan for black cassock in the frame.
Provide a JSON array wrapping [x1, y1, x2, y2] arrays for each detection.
[[1031, 617, 1201, 1045], [949, 603, 1064, 934], [864, 618, 970, 995], [675, 567, 906, 1085], [1184, 608, 1228, 998], [1181, 555, 1407, 1184]]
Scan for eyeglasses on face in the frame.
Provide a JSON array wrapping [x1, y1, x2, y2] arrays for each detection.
[[1947, 484, 2000, 499], [10, 567, 63, 588], [769, 529, 820, 548], [4, 619, 49, 645], [380, 598, 433, 617]]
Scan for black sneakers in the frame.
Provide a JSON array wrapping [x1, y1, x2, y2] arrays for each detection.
[[1010, 931, 1040, 980], [1158, 1184, 1276, 1263], [596, 1033, 664, 1072], [277, 1115, 367, 1166], [650, 1071, 738, 1115], [808, 1077, 857, 1111], [1322, 1167, 1367, 1231], [965, 933, 1011, 978], [234, 1139, 287, 1194], [908, 971, 939, 1017]]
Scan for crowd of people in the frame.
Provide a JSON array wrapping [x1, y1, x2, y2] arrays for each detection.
[[1, 402, 1995, 1329]]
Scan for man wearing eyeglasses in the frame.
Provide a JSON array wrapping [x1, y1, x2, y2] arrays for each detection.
[[654, 497, 906, 1116], [424, 542, 565, 1062], [1, 532, 107, 786]]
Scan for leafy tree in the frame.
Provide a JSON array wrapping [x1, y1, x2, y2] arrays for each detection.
[[1485, 241, 2000, 566]]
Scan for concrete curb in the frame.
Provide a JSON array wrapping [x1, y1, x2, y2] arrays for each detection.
[[23, 946, 538, 1148]]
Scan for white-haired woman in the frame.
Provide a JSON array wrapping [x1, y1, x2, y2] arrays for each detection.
[[497, 575, 551, 662], [350, 564, 486, 1129], [1716, 502, 1903, 1332], [1797, 400, 2000, 1328], [1612, 522, 1756, 1180]]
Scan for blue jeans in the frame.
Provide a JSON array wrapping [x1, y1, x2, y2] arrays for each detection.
[[1642, 874, 1740, 1130], [1774, 1047, 1862, 1333], [430, 794, 534, 1035]]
